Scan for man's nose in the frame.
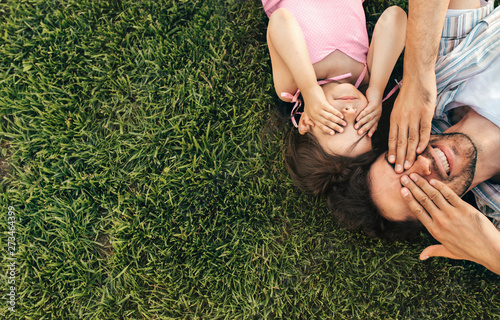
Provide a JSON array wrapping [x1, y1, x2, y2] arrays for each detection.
[[408, 154, 432, 176]]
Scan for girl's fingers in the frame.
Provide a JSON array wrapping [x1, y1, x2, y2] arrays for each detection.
[[355, 106, 375, 123], [315, 116, 343, 134], [324, 106, 345, 121], [316, 123, 335, 135], [357, 118, 376, 135], [320, 121, 344, 134], [320, 110, 346, 131], [356, 111, 381, 135], [367, 123, 378, 137], [355, 110, 378, 130], [356, 109, 369, 123], [322, 112, 346, 128], [355, 114, 371, 130]]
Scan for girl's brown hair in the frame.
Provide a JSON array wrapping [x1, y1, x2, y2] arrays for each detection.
[[283, 130, 378, 197]]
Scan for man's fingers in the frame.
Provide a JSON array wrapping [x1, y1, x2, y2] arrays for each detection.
[[407, 174, 452, 210], [388, 123, 399, 164], [428, 179, 462, 207], [417, 115, 433, 154], [400, 185, 433, 227], [404, 124, 420, 170], [408, 175, 464, 212], [395, 126, 408, 173], [420, 245, 458, 261], [400, 174, 441, 216]]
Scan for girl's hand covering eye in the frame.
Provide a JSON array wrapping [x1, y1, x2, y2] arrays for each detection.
[[355, 87, 382, 137], [302, 85, 346, 135]]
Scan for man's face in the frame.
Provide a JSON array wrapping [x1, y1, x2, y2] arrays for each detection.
[[368, 133, 477, 221]]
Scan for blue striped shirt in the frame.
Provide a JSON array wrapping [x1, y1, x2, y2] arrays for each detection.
[[433, 0, 500, 228]]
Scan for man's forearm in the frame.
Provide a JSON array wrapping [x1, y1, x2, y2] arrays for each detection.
[[404, 0, 450, 79], [480, 228, 500, 275]]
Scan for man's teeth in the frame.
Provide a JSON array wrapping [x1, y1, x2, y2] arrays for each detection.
[[434, 148, 450, 174]]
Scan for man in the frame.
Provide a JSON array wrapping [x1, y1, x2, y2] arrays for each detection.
[[327, 0, 500, 275], [370, 0, 500, 274], [370, 107, 500, 275]]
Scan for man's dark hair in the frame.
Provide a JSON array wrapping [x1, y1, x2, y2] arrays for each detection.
[[325, 156, 425, 241]]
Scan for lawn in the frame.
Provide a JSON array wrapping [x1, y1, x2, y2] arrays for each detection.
[[0, 0, 499, 319]]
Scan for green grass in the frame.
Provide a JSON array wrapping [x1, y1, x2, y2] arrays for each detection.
[[0, 0, 499, 318]]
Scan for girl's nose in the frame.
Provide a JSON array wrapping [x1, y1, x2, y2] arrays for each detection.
[[410, 155, 432, 176], [342, 106, 357, 122], [343, 106, 356, 114]]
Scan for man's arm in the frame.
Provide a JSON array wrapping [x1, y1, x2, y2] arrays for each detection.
[[388, 0, 450, 173], [401, 174, 500, 275]]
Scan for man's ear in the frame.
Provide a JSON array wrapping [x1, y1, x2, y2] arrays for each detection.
[[298, 113, 315, 135]]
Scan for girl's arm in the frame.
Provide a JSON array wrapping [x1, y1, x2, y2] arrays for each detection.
[[355, 6, 407, 137], [267, 8, 345, 135]]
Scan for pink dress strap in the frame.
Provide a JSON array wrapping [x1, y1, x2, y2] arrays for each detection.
[[382, 79, 402, 102], [354, 64, 367, 88]]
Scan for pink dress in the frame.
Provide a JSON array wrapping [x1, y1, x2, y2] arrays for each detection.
[[263, 0, 375, 128], [262, 0, 369, 65]]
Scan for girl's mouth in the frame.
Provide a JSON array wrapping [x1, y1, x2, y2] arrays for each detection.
[[337, 96, 357, 100]]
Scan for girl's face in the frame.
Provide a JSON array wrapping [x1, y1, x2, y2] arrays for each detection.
[[298, 82, 372, 156]]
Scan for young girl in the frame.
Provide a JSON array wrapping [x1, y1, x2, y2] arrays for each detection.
[[264, 0, 407, 157]]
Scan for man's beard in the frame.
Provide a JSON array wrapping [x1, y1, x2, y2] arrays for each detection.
[[427, 132, 477, 196]]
